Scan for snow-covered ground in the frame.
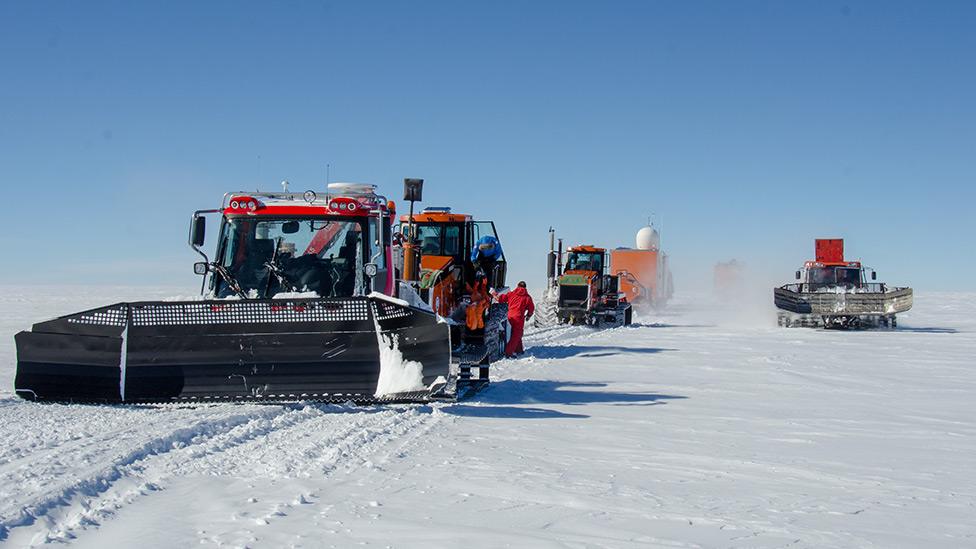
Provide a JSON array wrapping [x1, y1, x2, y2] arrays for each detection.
[[0, 286, 974, 548]]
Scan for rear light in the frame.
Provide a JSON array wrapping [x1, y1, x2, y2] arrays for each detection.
[[248, 201, 257, 211]]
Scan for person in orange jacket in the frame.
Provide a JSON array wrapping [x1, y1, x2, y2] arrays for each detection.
[[493, 281, 535, 358], [465, 277, 490, 330]]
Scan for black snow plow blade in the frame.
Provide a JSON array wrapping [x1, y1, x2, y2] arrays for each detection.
[[15, 295, 456, 404]]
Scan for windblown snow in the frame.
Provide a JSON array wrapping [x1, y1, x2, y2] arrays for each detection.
[[0, 285, 974, 548]]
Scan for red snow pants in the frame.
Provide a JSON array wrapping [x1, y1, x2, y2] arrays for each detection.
[[505, 316, 525, 356]]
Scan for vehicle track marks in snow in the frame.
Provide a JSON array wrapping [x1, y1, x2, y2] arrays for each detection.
[[0, 403, 441, 546]]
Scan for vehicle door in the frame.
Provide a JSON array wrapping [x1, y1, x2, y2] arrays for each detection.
[[472, 220, 507, 288]]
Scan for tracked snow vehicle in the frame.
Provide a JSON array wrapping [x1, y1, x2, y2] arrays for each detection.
[[395, 207, 510, 363], [15, 181, 487, 404], [774, 239, 913, 329], [549, 241, 632, 327]]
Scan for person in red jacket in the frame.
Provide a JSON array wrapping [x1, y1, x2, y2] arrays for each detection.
[[493, 281, 535, 358]]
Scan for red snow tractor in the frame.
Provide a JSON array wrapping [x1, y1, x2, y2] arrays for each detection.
[[15, 180, 487, 403]]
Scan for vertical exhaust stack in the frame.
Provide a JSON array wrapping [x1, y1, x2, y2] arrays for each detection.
[[401, 178, 424, 282], [547, 228, 557, 288], [556, 238, 563, 277]]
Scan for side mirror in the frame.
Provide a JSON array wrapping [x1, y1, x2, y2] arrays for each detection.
[[364, 263, 379, 277], [193, 262, 209, 275], [190, 216, 206, 247], [871, 271, 877, 280], [795, 270, 801, 280]]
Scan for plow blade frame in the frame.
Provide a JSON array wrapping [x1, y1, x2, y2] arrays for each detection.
[[774, 285, 913, 317], [15, 296, 450, 404]]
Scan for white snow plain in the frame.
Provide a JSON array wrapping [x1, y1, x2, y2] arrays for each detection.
[[0, 286, 974, 548]]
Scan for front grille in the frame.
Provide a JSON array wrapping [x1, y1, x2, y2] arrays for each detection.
[[558, 285, 589, 307]]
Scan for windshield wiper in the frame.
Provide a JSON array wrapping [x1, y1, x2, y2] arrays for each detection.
[[211, 263, 248, 299], [264, 238, 300, 296], [265, 257, 300, 294]]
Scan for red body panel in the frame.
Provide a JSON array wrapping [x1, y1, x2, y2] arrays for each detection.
[[815, 239, 844, 263]]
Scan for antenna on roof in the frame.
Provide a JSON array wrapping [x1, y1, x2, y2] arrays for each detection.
[[326, 163, 331, 184]]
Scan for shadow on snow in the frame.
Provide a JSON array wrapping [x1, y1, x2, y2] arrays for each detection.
[[441, 404, 589, 419], [481, 379, 686, 407], [895, 326, 960, 334], [630, 322, 716, 329], [441, 380, 686, 419], [525, 345, 676, 360]]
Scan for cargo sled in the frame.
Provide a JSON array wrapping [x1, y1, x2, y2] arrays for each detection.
[[15, 181, 489, 403], [774, 239, 913, 329]]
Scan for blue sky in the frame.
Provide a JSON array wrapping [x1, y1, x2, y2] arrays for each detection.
[[1, 1, 973, 291]]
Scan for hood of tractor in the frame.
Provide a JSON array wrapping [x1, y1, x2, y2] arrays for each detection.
[[559, 272, 595, 286]]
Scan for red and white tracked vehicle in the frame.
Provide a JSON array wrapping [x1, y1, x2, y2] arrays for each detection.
[[15, 180, 488, 403]]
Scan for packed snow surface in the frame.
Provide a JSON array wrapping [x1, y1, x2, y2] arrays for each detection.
[[1, 285, 974, 547]]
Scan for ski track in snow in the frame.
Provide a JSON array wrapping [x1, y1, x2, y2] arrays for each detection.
[[0, 287, 975, 547]]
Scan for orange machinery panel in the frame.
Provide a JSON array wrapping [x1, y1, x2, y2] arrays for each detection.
[[610, 249, 658, 304], [815, 239, 844, 263]]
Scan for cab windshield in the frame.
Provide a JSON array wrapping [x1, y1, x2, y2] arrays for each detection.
[[407, 223, 463, 257], [807, 266, 862, 287], [215, 217, 364, 298], [566, 252, 603, 273]]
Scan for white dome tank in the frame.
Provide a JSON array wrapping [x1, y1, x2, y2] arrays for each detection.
[[636, 226, 660, 251]]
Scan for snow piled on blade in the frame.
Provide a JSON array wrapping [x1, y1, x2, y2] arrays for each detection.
[[372, 322, 425, 397], [270, 290, 320, 299]]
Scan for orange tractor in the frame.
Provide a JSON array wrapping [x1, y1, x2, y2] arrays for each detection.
[[396, 206, 510, 361], [547, 239, 632, 327], [714, 259, 744, 299]]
